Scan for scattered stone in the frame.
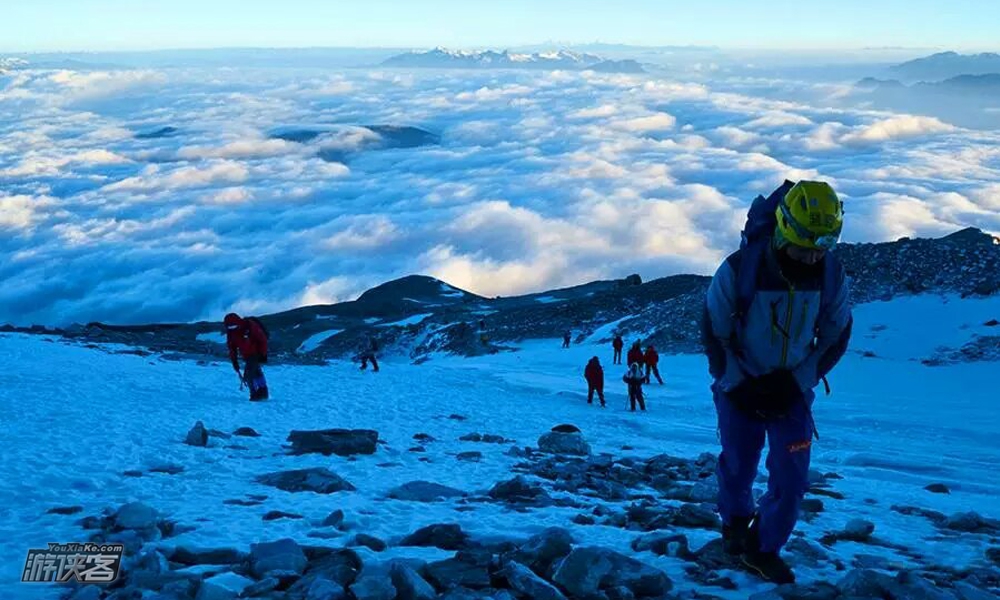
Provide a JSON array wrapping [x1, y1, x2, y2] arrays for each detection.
[[460, 432, 509, 444], [350, 565, 397, 600], [388, 481, 466, 502], [537, 431, 591, 456], [123, 470, 144, 478], [286, 429, 379, 456], [223, 498, 263, 507], [836, 569, 895, 597], [249, 538, 307, 578], [551, 424, 581, 434], [891, 504, 947, 524], [400, 523, 470, 551], [573, 514, 596, 525], [409, 446, 426, 453], [892, 570, 960, 600], [943, 511, 1000, 534], [809, 487, 846, 500], [551, 546, 672, 598], [503, 561, 568, 600], [657, 481, 718, 504], [985, 319, 999, 327], [987, 547, 1000, 566], [852, 554, 891, 570], [46, 506, 83, 516], [842, 518, 876, 542], [631, 532, 692, 559], [185, 421, 209, 447], [425, 550, 493, 590], [413, 433, 436, 443], [351, 534, 388, 552], [785, 538, 830, 567], [448, 414, 467, 421], [148, 463, 185, 475], [322, 510, 346, 528], [207, 428, 232, 440], [169, 546, 247, 566], [303, 548, 363, 588], [234, 427, 261, 437], [114, 502, 160, 530], [673, 503, 721, 530], [263, 510, 304, 521], [925, 483, 951, 494], [801, 498, 825, 514], [489, 476, 551, 504], [510, 527, 574, 575], [255, 467, 356, 494], [304, 578, 347, 600], [954, 580, 999, 600], [456, 451, 483, 462], [390, 562, 436, 600], [196, 572, 254, 600]]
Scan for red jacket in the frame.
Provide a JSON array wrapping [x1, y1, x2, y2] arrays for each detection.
[[627, 346, 643, 367], [612, 336, 624, 350], [644, 347, 659, 366], [584, 359, 604, 389], [226, 318, 268, 367]]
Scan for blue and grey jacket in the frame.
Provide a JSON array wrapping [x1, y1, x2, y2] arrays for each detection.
[[703, 245, 853, 396]]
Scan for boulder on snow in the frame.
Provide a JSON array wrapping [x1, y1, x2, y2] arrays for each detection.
[[234, 427, 261, 437], [195, 572, 255, 600], [537, 431, 591, 456], [255, 468, 356, 494], [322, 509, 346, 528], [550, 424, 581, 434], [390, 562, 436, 600], [456, 451, 483, 462], [169, 546, 247, 566], [503, 561, 567, 600], [350, 565, 397, 600], [400, 523, 470, 551], [925, 483, 951, 494], [249, 538, 308, 578], [351, 534, 388, 552], [836, 569, 895, 597], [488, 476, 552, 504], [388, 481, 467, 502], [286, 429, 379, 456], [842, 518, 876, 542], [943, 511, 1000, 534], [114, 502, 160, 530], [509, 527, 574, 575], [630, 532, 692, 559], [551, 546, 672, 598], [425, 550, 493, 590], [185, 421, 209, 447]]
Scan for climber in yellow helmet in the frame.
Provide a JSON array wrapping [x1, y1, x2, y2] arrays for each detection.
[[701, 180, 854, 584]]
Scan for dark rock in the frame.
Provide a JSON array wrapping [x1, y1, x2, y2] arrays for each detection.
[[692, 538, 738, 571], [249, 538, 308, 578], [836, 569, 895, 597], [303, 578, 347, 600], [987, 547, 1000, 566], [400, 523, 470, 551], [448, 414, 467, 421], [673, 503, 721, 529], [207, 428, 232, 440], [456, 451, 483, 462], [925, 483, 951, 494], [234, 427, 261, 437], [985, 319, 1000, 327], [123, 470, 144, 478], [169, 546, 247, 566], [286, 429, 379, 456], [46, 506, 84, 515], [390, 562, 436, 600], [503, 561, 568, 600], [801, 498, 825, 513], [263, 510, 304, 521], [185, 421, 209, 447], [223, 498, 263, 507], [148, 463, 185, 475], [551, 424, 581, 434], [409, 446, 427, 453], [414, 433, 436, 443], [425, 550, 493, 590], [551, 546, 672, 598], [114, 502, 160, 530], [351, 534, 388, 552], [510, 527, 574, 575], [809, 487, 846, 500], [321, 509, 345, 528], [255, 468, 356, 494], [303, 549, 363, 588], [573, 514, 596, 525], [350, 565, 397, 600], [488, 476, 551, 504], [842, 518, 876, 542], [943, 511, 1000, 533], [891, 570, 960, 600], [460, 433, 483, 442], [954, 580, 998, 600], [631, 532, 692, 559], [891, 504, 947, 524], [388, 481, 466, 502], [785, 538, 829, 567], [197, 572, 255, 599], [537, 431, 591, 456], [852, 554, 891, 570]]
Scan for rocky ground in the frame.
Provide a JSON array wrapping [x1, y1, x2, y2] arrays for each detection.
[[49, 425, 999, 600]]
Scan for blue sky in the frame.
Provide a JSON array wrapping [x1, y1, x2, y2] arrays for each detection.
[[4, 0, 998, 53]]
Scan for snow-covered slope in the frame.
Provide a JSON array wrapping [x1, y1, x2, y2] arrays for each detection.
[[381, 47, 646, 73], [2, 293, 998, 599]]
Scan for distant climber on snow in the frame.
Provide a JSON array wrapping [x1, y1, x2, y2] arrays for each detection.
[[562, 330, 571, 349], [612, 333, 624, 365], [644, 345, 664, 384], [702, 180, 853, 585], [584, 356, 605, 407], [360, 337, 380, 372], [622, 362, 646, 412], [224, 312, 269, 401], [627, 340, 643, 367]]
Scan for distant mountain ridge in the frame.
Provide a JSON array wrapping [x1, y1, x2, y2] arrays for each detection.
[[381, 47, 646, 73], [9, 228, 1000, 366], [889, 51, 1000, 82]]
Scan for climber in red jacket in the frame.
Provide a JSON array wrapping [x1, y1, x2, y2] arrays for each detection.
[[644, 345, 664, 385], [224, 312, 269, 401], [584, 356, 606, 407]]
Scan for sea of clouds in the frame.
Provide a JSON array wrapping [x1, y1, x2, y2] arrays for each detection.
[[1, 62, 999, 325]]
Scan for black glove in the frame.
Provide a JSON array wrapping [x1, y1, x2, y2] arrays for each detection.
[[727, 369, 802, 419]]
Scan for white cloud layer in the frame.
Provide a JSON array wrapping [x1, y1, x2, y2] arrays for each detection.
[[1, 64, 998, 326]]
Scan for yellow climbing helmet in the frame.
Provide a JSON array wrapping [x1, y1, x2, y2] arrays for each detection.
[[775, 181, 844, 250]]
